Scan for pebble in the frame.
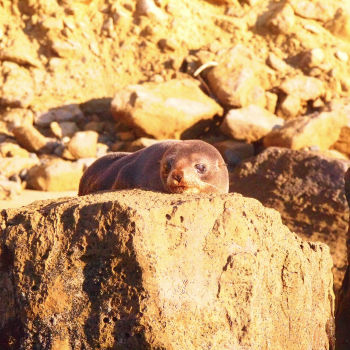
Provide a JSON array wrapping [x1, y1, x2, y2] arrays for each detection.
[[335, 51, 349, 62]]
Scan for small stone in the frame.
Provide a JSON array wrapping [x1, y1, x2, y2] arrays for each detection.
[[26, 158, 83, 191], [50, 121, 79, 139], [1, 108, 34, 129], [50, 40, 82, 59], [65, 131, 99, 159], [263, 110, 348, 150], [265, 92, 278, 113], [290, 0, 333, 21], [335, 51, 349, 62], [0, 141, 30, 158], [157, 38, 177, 51], [35, 104, 84, 127], [300, 48, 325, 68], [13, 125, 53, 153], [220, 105, 284, 143], [312, 98, 324, 109], [278, 95, 302, 119], [135, 0, 167, 20], [279, 75, 324, 101], [0, 179, 23, 199], [266, 53, 289, 72], [265, 3, 295, 35], [0, 157, 40, 178]]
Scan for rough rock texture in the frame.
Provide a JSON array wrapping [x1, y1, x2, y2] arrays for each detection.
[[0, 191, 335, 349], [336, 167, 350, 349], [220, 105, 284, 142], [230, 147, 350, 289], [111, 79, 223, 139], [263, 110, 348, 150]]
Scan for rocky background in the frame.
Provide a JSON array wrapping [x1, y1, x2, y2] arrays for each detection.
[[1, 0, 350, 347]]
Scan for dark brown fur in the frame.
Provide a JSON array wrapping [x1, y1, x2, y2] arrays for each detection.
[[78, 140, 229, 195]]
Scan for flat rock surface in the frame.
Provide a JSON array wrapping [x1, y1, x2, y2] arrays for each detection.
[[0, 190, 334, 349]]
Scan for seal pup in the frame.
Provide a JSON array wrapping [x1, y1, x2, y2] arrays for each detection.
[[78, 140, 229, 195]]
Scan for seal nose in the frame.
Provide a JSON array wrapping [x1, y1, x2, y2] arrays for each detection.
[[171, 170, 183, 183]]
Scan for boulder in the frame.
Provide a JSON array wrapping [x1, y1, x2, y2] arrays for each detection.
[[0, 191, 334, 349], [230, 147, 350, 289], [111, 79, 223, 139], [220, 105, 284, 143], [206, 45, 271, 108], [263, 110, 348, 150], [26, 158, 83, 191]]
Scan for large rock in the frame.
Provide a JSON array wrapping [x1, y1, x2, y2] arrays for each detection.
[[206, 45, 271, 109], [0, 191, 335, 349], [111, 79, 223, 139], [230, 147, 350, 289], [263, 110, 348, 150], [336, 167, 350, 349], [220, 105, 284, 143]]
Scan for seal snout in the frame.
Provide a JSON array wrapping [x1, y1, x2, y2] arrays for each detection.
[[171, 170, 183, 184]]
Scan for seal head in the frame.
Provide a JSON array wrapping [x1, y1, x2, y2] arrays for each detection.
[[160, 140, 229, 194]]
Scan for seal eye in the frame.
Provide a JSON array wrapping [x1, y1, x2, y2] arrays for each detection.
[[195, 163, 207, 174], [164, 160, 172, 173]]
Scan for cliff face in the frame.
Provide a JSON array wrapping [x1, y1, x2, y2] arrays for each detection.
[[0, 190, 334, 349]]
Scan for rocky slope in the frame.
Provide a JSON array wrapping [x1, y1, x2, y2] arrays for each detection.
[[0, 191, 335, 349]]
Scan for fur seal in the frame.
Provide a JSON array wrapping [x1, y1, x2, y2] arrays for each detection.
[[78, 140, 229, 195]]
